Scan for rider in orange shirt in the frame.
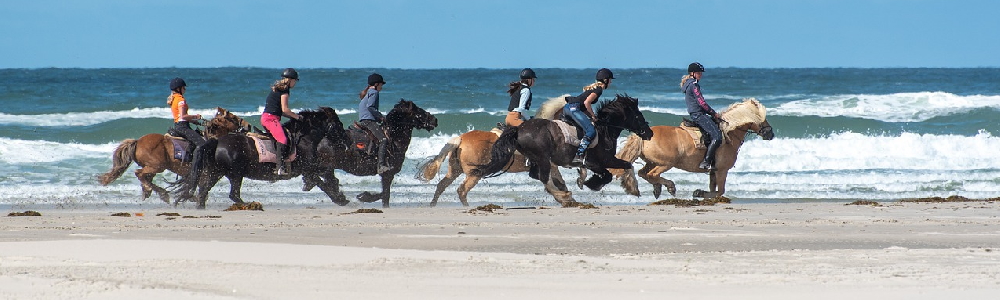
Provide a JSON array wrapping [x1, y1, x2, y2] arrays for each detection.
[[167, 78, 206, 153]]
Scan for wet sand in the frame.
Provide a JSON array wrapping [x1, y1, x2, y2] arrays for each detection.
[[2, 201, 999, 299]]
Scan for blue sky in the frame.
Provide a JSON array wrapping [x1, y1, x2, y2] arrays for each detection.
[[2, 0, 998, 68]]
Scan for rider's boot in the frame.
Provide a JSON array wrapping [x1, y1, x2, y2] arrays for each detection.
[[699, 138, 721, 170], [276, 142, 290, 175], [572, 137, 591, 165], [376, 139, 391, 174]]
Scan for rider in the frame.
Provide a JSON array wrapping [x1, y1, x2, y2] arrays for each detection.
[[564, 68, 613, 165], [261, 68, 301, 175], [505, 68, 536, 127], [358, 73, 391, 174], [167, 77, 206, 159], [681, 62, 723, 170]]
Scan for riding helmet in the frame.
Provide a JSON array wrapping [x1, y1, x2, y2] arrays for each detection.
[[368, 73, 386, 86], [519, 68, 537, 79], [688, 62, 705, 73], [281, 68, 299, 80], [596, 68, 615, 81], [169, 77, 186, 90]]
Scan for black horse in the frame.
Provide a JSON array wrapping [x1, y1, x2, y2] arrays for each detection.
[[472, 94, 653, 204], [302, 99, 438, 208], [172, 107, 344, 209]]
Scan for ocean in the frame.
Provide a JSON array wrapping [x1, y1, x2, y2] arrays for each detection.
[[2, 68, 999, 209]]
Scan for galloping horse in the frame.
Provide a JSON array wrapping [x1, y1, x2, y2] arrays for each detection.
[[613, 98, 774, 199], [97, 107, 250, 203], [171, 107, 343, 209], [303, 99, 438, 208], [473, 94, 653, 205], [416, 96, 577, 206]]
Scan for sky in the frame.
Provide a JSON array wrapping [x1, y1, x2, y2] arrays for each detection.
[[1, 0, 998, 69]]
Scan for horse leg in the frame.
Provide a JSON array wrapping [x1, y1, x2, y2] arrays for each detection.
[[134, 166, 168, 203], [583, 168, 613, 191], [697, 169, 727, 199], [619, 167, 641, 197], [226, 175, 245, 204], [302, 173, 320, 192], [575, 168, 588, 190], [535, 160, 551, 185], [638, 164, 676, 199], [430, 155, 463, 207], [455, 175, 482, 207], [194, 173, 223, 210], [379, 174, 395, 208], [317, 171, 349, 206], [544, 166, 576, 205]]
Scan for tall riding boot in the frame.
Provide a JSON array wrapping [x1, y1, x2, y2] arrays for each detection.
[[572, 137, 592, 164], [376, 139, 390, 174], [276, 142, 290, 175], [700, 139, 721, 170]]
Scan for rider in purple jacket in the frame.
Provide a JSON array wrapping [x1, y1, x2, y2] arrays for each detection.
[[682, 62, 723, 170]]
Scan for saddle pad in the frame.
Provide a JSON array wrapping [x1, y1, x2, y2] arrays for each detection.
[[248, 136, 297, 163], [679, 124, 707, 149], [167, 137, 190, 161], [553, 120, 597, 149]]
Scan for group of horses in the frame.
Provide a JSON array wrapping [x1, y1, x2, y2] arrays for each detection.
[[99, 95, 773, 209]]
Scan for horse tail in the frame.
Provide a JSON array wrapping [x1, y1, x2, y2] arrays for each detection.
[[471, 126, 519, 178], [415, 135, 460, 182], [172, 138, 218, 199], [616, 133, 643, 163], [97, 139, 137, 185]]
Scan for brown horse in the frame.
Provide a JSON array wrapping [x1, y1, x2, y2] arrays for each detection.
[[97, 107, 250, 203], [416, 96, 579, 206], [612, 98, 774, 199]]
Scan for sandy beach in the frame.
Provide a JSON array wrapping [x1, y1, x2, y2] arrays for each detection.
[[2, 201, 999, 300]]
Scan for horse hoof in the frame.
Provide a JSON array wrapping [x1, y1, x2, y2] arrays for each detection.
[[652, 185, 662, 199], [693, 189, 706, 198]]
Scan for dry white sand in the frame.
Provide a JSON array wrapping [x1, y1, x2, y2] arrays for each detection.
[[2, 201, 999, 299]]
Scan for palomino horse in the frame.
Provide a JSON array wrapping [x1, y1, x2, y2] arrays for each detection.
[[97, 107, 250, 203], [171, 107, 343, 208], [416, 96, 577, 206], [473, 94, 653, 205], [303, 99, 438, 208], [613, 98, 774, 199]]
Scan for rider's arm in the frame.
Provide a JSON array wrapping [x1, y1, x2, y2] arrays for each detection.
[[514, 88, 530, 113], [692, 84, 718, 117], [280, 93, 300, 120], [583, 93, 598, 121], [178, 101, 201, 122]]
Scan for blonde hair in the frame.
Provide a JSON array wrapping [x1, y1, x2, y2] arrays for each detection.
[[679, 74, 694, 89], [359, 86, 374, 99], [582, 81, 607, 91], [272, 78, 294, 92]]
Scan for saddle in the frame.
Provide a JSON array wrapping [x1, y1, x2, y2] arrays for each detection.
[[164, 134, 196, 162], [679, 118, 726, 149], [553, 119, 598, 149], [246, 132, 297, 164], [348, 121, 388, 156]]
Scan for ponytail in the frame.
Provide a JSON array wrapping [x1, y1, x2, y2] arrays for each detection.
[[679, 74, 694, 89], [359, 86, 373, 99], [582, 80, 606, 91]]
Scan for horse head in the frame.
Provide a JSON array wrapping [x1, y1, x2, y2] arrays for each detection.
[[386, 99, 438, 131], [204, 107, 251, 138], [720, 98, 774, 140], [598, 94, 653, 140]]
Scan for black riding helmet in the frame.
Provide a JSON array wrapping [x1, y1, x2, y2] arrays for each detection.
[[688, 62, 705, 73], [169, 77, 186, 91], [596, 68, 614, 81], [282, 68, 299, 80], [519, 68, 537, 79], [368, 73, 386, 86]]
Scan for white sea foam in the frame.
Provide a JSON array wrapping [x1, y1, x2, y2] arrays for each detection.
[[770, 92, 1000, 122]]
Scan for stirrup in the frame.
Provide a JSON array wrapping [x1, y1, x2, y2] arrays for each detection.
[[571, 153, 585, 165], [698, 160, 714, 170]]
